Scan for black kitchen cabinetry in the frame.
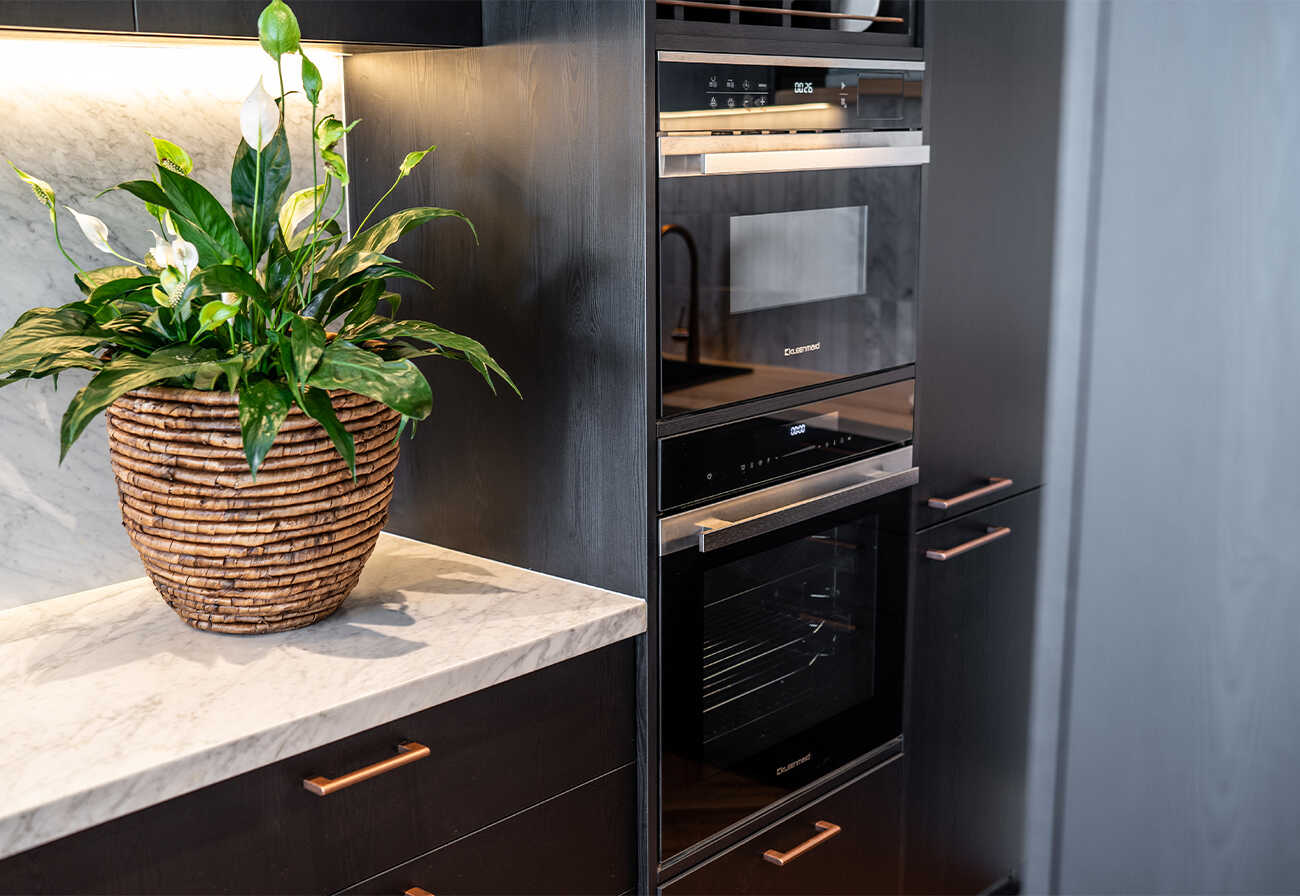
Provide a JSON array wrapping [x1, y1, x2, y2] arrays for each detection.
[[660, 756, 903, 896], [135, 1, 481, 46], [913, 0, 1064, 529], [0, 1, 482, 46], [0, 642, 636, 895], [0, 1, 133, 30], [343, 764, 637, 895], [904, 490, 1041, 894]]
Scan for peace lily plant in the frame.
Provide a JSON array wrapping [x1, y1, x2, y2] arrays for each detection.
[[0, 0, 515, 480]]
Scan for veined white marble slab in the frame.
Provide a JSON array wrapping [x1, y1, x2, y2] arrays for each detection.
[[0, 533, 645, 861]]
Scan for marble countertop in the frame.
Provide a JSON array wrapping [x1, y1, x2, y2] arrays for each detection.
[[0, 533, 646, 861]]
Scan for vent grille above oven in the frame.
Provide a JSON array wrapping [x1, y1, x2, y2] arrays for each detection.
[[655, 0, 917, 43]]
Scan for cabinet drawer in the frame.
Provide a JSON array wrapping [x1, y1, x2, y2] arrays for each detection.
[[661, 756, 903, 896], [0, 641, 635, 895], [342, 763, 636, 895]]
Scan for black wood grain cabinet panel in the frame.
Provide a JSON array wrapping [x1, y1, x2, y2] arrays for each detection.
[[903, 490, 1040, 894], [342, 763, 637, 895], [343, 0, 649, 598], [913, 0, 1063, 528], [0, 1, 133, 30], [660, 757, 903, 896], [134, 1, 481, 46], [0, 641, 635, 895]]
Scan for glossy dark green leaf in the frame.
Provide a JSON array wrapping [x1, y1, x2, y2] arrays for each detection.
[[306, 341, 432, 419], [89, 276, 157, 304], [322, 207, 475, 282], [299, 386, 355, 477], [350, 318, 519, 397], [185, 265, 274, 319], [257, 0, 301, 60], [231, 126, 291, 262], [290, 316, 326, 382], [238, 378, 293, 479], [300, 53, 323, 106], [60, 346, 217, 461], [75, 264, 144, 296], [156, 166, 251, 268]]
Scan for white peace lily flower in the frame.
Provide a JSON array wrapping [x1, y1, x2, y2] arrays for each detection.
[[220, 292, 240, 307], [239, 80, 279, 151], [169, 237, 199, 278], [64, 206, 113, 254], [145, 229, 173, 272]]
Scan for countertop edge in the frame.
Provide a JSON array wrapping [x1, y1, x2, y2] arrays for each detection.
[[0, 599, 645, 862]]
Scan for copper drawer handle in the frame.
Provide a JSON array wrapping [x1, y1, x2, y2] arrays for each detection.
[[404, 889, 434, 896], [658, 0, 904, 24], [927, 477, 1013, 510], [926, 526, 1011, 561], [303, 741, 430, 796], [762, 820, 841, 866]]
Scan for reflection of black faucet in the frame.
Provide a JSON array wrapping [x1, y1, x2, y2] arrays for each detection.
[[660, 223, 700, 366]]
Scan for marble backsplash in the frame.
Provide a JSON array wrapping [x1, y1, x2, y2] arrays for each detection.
[[0, 38, 347, 609]]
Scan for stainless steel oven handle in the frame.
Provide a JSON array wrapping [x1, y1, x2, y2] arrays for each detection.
[[696, 465, 918, 553], [664, 145, 930, 178]]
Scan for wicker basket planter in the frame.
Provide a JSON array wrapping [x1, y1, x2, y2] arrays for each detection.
[[104, 386, 401, 634]]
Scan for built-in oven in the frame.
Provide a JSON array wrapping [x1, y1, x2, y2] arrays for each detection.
[[657, 379, 915, 863], [657, 52, 927, 418]]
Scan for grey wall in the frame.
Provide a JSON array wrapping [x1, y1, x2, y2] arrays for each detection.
[[0, 38, 345, 608], [1030, 1, 1300, 891]]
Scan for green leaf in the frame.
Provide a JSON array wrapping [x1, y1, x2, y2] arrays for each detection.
[[400, 145, 435, 178], [314, 115, 358, 153], [231, 126, 292, 262], [321, 149, 349, 186], [299, 386, 355, 477], [185, 265, 273, 319], [238, 378, 293, 478], [257, 0, 301, 60], [301, 53, 323, 106], [60, 345, 217, 460], [306, 341, 432, 419], [75, 264, 143, 296], [151, 137, 193, 175], [341, 287, 380, 333], [0, 307, 99, 371], [155, 166, 251, 268], [290, 316, 327, 381], [322, 207, 474, 283], [196, 300, 239, 335], [277, 184, 325, 244], [89, 276, 157, 304], [357, 319, 520, 398]]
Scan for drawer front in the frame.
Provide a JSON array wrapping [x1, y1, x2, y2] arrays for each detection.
[[342, 763, 637, 895], [0, 641, 635, 895], [660, 756, 903, 896]]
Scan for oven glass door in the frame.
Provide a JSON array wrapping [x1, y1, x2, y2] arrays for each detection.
[[658, 487, 908, 862], [658, 163, 921, 417]]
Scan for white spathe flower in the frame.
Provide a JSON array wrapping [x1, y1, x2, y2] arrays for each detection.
[[64, 206, 113, 254], [220, 292, 240, 307], [145, 230, 199, 279], [240, 80, 279, 151]]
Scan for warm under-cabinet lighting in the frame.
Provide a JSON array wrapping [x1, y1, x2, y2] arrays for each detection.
[[0, 31, 345, 98]]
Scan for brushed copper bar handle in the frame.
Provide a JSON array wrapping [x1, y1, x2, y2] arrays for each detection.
[[657, 0, 905, 24], [927, 477, 1013, 510], [926, 526, 1011, 562], [404, 889, 434, 896], [762, 820, 842, 866], [302, 741, 430, 796]]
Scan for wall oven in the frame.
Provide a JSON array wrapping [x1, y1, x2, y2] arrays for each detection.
[[657, 52, 927, 418], [657, 380, 915, 864]]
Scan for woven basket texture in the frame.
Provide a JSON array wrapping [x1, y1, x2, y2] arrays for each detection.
[[106, 386, 400, 634]]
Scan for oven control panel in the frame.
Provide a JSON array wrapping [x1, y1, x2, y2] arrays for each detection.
[[659, 379, 915, 512], [658, 59, 923, 134]]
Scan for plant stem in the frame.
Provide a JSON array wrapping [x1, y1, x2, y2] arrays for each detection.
[[49, 209, 83, 273], [356, 174, 401, 234]]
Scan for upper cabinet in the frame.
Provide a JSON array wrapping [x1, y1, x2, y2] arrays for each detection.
[[655, 0, 922, 58], [135, 1, 481, 46], [912, 0, 1063, 529], [0, 1, 482, 46], [0, 1, 134, 31]]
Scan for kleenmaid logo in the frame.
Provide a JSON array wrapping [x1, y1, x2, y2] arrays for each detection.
[[776, 753, 813, 776], [784, 342, 821, 357]]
